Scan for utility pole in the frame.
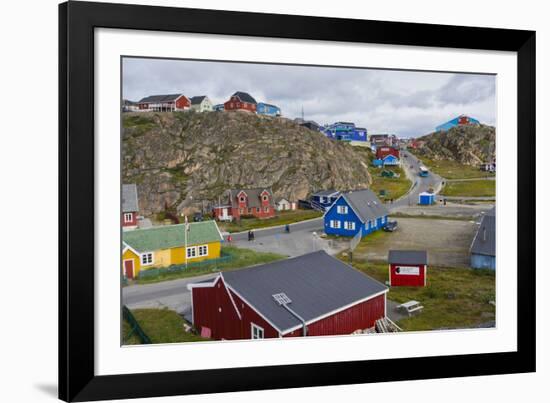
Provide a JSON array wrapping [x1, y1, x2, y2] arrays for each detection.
[[301, 105, 304, 121]]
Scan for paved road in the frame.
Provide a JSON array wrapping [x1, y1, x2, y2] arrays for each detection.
[[231, 226, 349, 257], [123, 273, 217, 318], [224, 217, 324, 241], [390, 150, 444, 209]]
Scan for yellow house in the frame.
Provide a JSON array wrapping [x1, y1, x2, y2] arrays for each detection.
[[122, 220, 223, 279]]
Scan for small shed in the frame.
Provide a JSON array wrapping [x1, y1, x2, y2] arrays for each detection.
[[418, 191, 435, 205], [470, 208, 495, 270], [388, 250, 428, 287], [275, 198, 293, 211]]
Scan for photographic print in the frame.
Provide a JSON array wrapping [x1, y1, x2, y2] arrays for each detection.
[[120, 57, 496, 345]]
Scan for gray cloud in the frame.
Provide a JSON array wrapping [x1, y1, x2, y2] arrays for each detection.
[[123, 58, 496, 137]]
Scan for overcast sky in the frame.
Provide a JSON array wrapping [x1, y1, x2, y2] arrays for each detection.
[[123, 57, 495, 138]]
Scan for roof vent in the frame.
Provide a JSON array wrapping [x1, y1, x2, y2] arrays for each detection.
[[272, 293, 292, 305]]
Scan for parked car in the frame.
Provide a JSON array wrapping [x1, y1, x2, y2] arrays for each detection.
[[383, 221, 398, 232], [193, 212, 203, 222]]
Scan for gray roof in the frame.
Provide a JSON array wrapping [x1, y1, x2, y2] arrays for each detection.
[[190, 95, 207, 105], [340, 189, 388, 223], [122, 184, 139, 213], [138, 94, 184, 103], [228, 188, 273, 208], [232, 91, 257, 104], [312, 189, 339, 197], [470, 214, 495, 257], [388, 250, 428, 265], [222, 251, 387, 333]]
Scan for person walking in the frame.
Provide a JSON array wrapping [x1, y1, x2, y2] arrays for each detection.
[[285, 224, 290, 233]]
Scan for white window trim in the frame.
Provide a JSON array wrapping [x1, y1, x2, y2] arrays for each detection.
[[123, 212, 133, 223], [197, 244, 208, 257], [330, 220, 341, 229], [251, 323, 265, 339], [344, 221, 356, 230], [140, 252, 154, 266], [186, 246, 197, 259], [337, 205, 348, 214]]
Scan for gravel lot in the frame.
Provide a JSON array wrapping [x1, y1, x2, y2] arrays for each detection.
[[354, 217, 479, 268]]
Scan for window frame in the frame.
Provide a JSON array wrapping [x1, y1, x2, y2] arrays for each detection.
[[251, 323, 265, 339], [186, 246, 197, 259], [123, 212, 133, 223], [140, 252, 154, 266]]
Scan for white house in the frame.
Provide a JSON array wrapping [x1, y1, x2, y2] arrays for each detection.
[[190, 96, 214, 112]]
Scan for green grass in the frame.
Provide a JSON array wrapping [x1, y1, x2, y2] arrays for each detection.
[[219, 209, 322, 233], [135, 246, 285, 284], [124, 308, 209, 344], [440, 179, 495, 197], [369, 165, 412, 201], [415, 156, 495, 180], [336, 256, 496, 331], [122, 319, 142, 345]]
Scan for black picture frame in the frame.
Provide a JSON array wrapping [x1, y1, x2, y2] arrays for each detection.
[[59, 1, 536, 401]]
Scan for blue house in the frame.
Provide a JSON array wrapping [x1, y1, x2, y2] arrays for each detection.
[[381, 154, 399, 166], [324, 189, 389, 237], [310, 190, 340, 211], [372, 159, 384, 167], [436, 114, 481, 132], [323, 122, 368, 142], [470, 208, 495, 270], [257, 102, 281, 117]]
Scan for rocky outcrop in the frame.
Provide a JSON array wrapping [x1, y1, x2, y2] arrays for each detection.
[[122, 111, 371, 217], [415, 125, 496, 165]]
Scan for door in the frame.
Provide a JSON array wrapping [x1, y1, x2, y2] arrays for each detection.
[[124, 259, 135, 279]]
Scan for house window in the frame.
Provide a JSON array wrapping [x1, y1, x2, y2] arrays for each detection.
[[262, 195, 268, 201], [264, 207, 269, 212], [319, 196, 325, 204], [239, 196, 246, 202], [337, 205, 348, 214], [186, 246, 197, 259], [330, 220, 341, 229], [198, 245, 208, 257], [123, 213, 133, 223], [251, 323, 264, 339], [140, 252, 153, 266], [256, 207, 260, 213], [344, 221, 356, 230], [248, 208, 252, 214], [239, 208, 244, 214]]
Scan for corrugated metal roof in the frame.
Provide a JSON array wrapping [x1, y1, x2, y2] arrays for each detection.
[[222, 251, 387, 333], [123, 221, 222, 252], [341, 189, 388, 223], [470, 214, 495, 257], [388, 250, 428, 265], [122, 184, 138, 213]]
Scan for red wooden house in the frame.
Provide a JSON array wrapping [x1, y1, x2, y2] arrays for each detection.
[[188, 251, 388, 340], [223, 91, 257, 113], [376, 145, 400, 160], [212, 188, 276, 221], [388, 250, 428, 287], [122, 184, 139, 230], [137, 94, 191, 112]]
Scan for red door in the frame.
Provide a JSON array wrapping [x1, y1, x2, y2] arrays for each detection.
[[124, 260, 135, 279]]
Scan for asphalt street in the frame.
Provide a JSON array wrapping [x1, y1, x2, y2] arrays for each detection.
[[390, 150, 444, 209]]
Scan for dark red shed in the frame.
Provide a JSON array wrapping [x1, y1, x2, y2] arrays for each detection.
[[388, 250, 428, 287], [188, 251, 388, 340]]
